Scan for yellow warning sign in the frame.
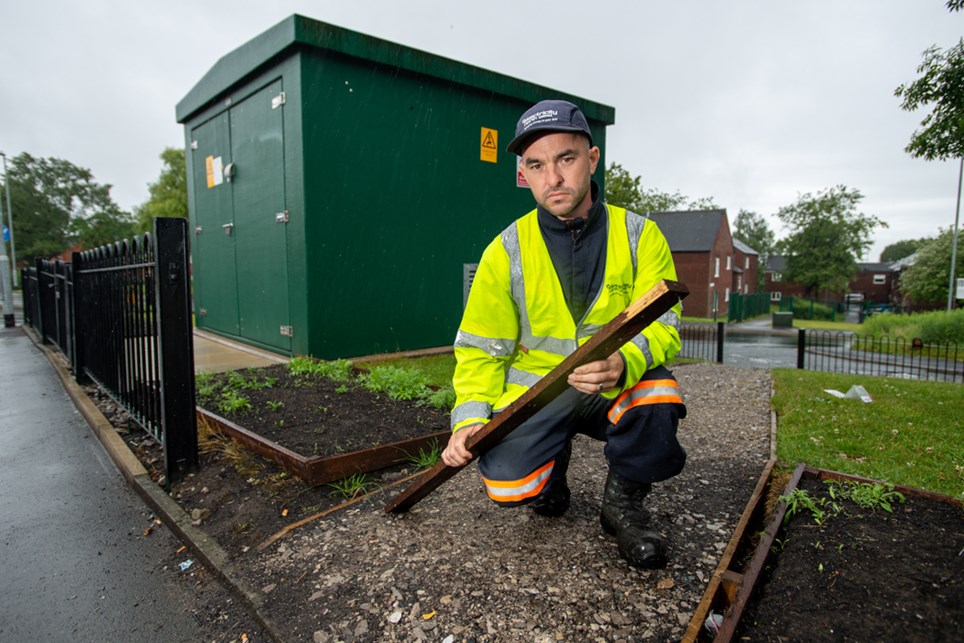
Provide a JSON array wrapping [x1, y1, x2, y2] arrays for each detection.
[[480, 127, 498, 164], [205, 155, 224, 188]]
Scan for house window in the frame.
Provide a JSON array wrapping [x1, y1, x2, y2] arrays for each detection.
[[745, 257, 750, 269], [726, 256, 732, 271], [770, 291, 782, 301], [873, 274, 886, 285], [714, 257, 720, 278], [772, 272, 782, 282], [725, 287, 730, 302]]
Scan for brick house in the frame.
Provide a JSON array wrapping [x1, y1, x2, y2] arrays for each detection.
[[764, 255, 899, 305], [732, 238, 759, 295], [649, 210, 753, 319]]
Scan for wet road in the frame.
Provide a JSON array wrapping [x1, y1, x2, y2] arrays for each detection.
[[0, 327, 206, 641]]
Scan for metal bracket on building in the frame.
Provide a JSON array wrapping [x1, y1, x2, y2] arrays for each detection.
[[222, 223, 234, 236], [272, 91, 286, 109], [190, 140, 198, 150], [279, 325, 293, 337], [195, 226, 203, 235], [275, 211, 289, 223], [199, 308, 207, 317]]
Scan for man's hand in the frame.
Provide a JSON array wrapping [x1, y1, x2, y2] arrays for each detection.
[[567, 352, 624, 395], [441, 423, 484, 467]]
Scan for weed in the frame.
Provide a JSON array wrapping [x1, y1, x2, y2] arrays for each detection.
[[405, 439, 442, 469], [359, 365, 430, 401], [195, 371, 219, 399], [218, 389, 252, 415], [771, 537, 788, 553], [288, 356, 353, 382], [425, 387, 457, 411], [780, 488, 830, 525], [235, 521, 252, 533], [335, 385, 349, 394], [266, 400, 284, 412], [825, 480, 905, 512], [326, 473, 371, 499]]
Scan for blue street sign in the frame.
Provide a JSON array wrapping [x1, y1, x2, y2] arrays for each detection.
[[2, 225, 8, 242]]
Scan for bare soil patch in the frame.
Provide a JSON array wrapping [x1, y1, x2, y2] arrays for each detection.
[[92, 364, 964, 640], [195, 364, 449, 456], [738, 476, 963, 642]]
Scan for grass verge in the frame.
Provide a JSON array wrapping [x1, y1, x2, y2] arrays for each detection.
[[771, 369, 963, 499]]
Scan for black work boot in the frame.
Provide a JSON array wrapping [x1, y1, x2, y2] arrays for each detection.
[[600, 470, 667, 569], [530, 442, 572, 517]]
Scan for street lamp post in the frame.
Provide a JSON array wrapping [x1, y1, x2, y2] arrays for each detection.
[[949, 157, 962, 312], [0, 152, 16, 289]]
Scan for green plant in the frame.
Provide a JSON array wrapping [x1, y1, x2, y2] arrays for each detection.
[[780, 488, 829, 525], [335, 385, 349, 394], [195, 371, 219, 399], [425, 387, 457, 411], [359, 365, 431, 401], [326, 473, 371, 499], [288, 356, 353, 382], [826, 480, 905, 512], [217, 389, 252, 415], [355, 354, 456, 388], [265, 400, 284, 412], [405, 440, 442, 469]]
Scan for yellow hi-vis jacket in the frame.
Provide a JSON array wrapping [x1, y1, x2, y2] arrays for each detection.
[[451, 204, 682, 433]]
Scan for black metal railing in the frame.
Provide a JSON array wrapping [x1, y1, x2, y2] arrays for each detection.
[[35, 259, 73, 362], [24, 218, 198, 483], [678, 322, 725, 363], [801, 330, 962, 383], [22, 266, 40, 329]]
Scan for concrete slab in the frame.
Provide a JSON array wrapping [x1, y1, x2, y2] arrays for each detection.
[[192, 329, 287, 373]]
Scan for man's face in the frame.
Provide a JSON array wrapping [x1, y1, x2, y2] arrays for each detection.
[[520, 132, 600, 220]]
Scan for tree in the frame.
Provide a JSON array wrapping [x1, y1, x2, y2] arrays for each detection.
[[898, 227, 964, 306], [880, 238, 926, 263], [775, 186, 886, 297], [134, 147, 188, 232], [732, 209, 775, 288], [895, 0, 964, 309], [604, 162, 717, 213], [3, 152, 133, 265], [894, 39, 964, 161]]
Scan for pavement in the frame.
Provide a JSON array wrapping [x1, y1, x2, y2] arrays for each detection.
[[0, 322, 284, 640]]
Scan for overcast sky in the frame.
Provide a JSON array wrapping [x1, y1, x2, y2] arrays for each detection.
[[2, 1, 961, 261]]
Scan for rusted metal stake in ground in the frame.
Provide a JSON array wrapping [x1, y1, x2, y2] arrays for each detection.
[[384, 279, 689, 514]]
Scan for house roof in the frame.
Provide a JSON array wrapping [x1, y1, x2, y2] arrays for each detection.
[[648, 210, 727, 252], [765, 255, 787, 271], [891, 253, 917, 269], [732, 237, 759, 256], [857, 262, 895, 272]]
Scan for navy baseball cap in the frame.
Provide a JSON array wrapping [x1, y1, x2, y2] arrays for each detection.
[[506, 99, 593, 155]]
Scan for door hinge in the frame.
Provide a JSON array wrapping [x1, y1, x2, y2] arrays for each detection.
[[280, 325, 293, 337], [271, 91, 286, 109], [190, 140, 198, 150], [275, 211, 289, 223]]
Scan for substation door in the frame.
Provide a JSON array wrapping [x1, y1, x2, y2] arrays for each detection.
[[190, 79, 292, 353], [190, 111, 240, 336]]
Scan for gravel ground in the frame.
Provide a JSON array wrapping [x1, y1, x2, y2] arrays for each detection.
[[247, 363, 773, 642]]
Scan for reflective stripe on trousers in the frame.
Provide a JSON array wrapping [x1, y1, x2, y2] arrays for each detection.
[[481, 459, 555, 503], [607, 378, 683, 425]]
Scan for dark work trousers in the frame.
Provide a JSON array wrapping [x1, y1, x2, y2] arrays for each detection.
[[477, 366, 687, 506]]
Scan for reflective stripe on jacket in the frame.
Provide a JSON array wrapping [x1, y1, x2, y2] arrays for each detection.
[[451, 204, 681, 432]]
